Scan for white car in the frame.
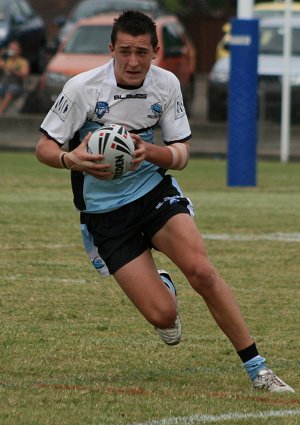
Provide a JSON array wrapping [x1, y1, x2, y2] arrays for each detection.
[[207, 16, 300, 123]]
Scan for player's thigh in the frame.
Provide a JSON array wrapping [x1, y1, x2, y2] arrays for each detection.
[[113, 249, 176, 324], [152, 213, 208, 272]]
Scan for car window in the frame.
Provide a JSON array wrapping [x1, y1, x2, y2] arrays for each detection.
[[10, 0, 34, 20], [9, 1, 23, 20], [16, 0, 35, 19], [162, 23, 185, 54], [63, 25, 112, 54], [70, 0, 159, 23], [294, 28, 300, 55], [255, 10, 300, 18], [260, 26, 300, 56], [71, 2, 113, 23], [0, 0, 6, 21]]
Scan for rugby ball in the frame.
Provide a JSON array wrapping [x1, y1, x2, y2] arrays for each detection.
[[87, 124, 135, 179]]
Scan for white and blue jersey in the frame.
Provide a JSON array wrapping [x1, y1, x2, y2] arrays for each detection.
[[40, 59, 191, 213]]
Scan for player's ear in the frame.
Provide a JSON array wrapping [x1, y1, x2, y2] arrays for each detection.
[[109, 43, 114, 55], [152, 46, 159, 59]]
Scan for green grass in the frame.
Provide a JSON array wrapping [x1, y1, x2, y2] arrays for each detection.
[[0, 153, 299, 425]]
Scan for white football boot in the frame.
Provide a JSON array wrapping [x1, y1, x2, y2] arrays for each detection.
[[253, 369, 295, 393], [155, 270, 181, 346]]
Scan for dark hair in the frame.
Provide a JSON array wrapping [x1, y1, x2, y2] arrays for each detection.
[[111, 10, 158, 49]]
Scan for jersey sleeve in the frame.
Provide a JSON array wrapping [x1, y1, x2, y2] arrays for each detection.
[[39, 77, 89, 145], [159, 73, 192, 145]]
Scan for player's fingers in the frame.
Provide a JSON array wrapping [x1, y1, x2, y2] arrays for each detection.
[[81, 132, 92, 145], [130, 133, 143, 147], [89, 170, 113, 180]]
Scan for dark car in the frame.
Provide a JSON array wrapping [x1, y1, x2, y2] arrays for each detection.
[[0, 0, 47, 72], [54, 0, 166, 47]]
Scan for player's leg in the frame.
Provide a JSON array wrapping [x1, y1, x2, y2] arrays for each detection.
[[113, 248, 177, 329], [151, 212, 253, 351], [81, 216, 181, 344], [151, 213, 294, 392]]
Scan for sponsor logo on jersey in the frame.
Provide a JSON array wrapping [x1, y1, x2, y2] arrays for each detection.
[[175, 96, 185, 119], [147, 102, 162, 119], [95, 101, 109, 118], [114, 93, 147, 100], [52, 93, 72, 121], [156, 195, 181, 209]]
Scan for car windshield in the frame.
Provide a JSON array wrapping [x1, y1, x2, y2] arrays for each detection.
[[70, 0, 158, 23], [0, 0, 6, 20], [260, 26, 300, 56], [255, 11, 300, 18], [63, 25, 112, 54]]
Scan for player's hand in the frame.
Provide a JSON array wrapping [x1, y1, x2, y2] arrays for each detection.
[[66, 132, 112, 179], [129, 134, 146, 171]]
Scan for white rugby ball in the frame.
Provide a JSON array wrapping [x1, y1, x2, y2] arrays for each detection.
[[87, 124, 135, 179]]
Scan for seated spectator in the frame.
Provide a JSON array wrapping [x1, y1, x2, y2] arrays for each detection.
[[0, 41, 30, 114]]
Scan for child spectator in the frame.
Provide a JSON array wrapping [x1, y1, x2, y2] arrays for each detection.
[[0, 40, 30, 114]]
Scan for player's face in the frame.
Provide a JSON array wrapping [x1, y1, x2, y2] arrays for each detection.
[[109, 31, 159, 86]]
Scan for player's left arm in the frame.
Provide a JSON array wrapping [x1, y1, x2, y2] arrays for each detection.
[[132, 72, 191, 170], [131, 134, 190, 170]]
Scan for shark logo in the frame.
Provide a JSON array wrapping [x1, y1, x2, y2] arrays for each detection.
[[148, 102, 162, 119]]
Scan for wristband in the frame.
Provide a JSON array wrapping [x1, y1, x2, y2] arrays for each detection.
[[59, 152, 69, 169]]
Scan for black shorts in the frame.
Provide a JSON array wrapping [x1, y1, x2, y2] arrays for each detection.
[[85, 175, 193, 274]]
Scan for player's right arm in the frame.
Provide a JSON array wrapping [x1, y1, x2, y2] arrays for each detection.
[[36, 134, 69, 169], [36, 133, 112, 179]]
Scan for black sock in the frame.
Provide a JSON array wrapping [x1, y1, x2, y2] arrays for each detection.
[[237, 342, 259, 363]]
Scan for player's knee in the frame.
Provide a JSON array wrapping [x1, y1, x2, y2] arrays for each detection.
[[187, 258, 219, 296], [147, 302, 177, 328]]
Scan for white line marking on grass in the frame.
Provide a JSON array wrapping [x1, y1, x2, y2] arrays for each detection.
[[4, 275, 97, 285], [203, 233, 300, 243], [108, 409, 300, 425], [6, 233, 300, 253]]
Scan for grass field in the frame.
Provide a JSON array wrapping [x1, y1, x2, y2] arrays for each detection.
[[0, 152, 299, 425]]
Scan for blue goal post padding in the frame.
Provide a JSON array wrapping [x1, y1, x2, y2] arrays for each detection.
[[227, 18, 259, 187]]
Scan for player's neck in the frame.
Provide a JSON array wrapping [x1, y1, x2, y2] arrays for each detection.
[[117, 82, 144, 90]]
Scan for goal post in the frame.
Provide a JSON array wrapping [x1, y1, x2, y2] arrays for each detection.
[[227, 17, 259, 187]]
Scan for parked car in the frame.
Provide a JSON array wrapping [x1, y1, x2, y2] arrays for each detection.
[[0, 0, 47, 72], [39, 13, 196, 115], [207, 16, 300, 123], [54, 0, 166, 48], [215, 1, 300, 60]]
